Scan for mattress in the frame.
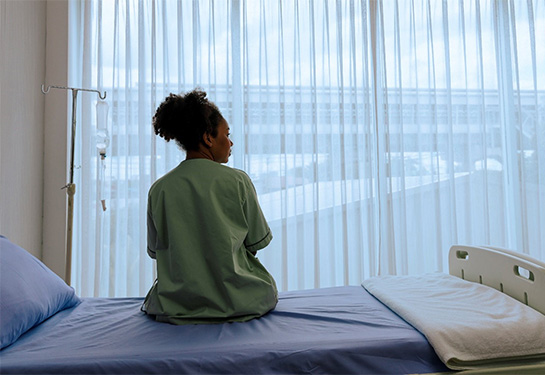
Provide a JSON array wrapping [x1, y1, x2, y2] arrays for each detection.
[[0, 286, 448, 374]]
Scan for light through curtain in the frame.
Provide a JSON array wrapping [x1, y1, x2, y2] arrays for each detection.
[[70, 0, 544, 297]]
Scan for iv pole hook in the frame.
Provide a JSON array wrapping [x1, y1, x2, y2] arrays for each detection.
[[41, 84, 107, 100]]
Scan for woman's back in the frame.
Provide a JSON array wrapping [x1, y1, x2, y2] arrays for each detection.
[[144, 159, 277, 324]]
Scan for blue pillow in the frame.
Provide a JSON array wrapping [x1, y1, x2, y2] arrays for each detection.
[[0, 235, 80, 349]]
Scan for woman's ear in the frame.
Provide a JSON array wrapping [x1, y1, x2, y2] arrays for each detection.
[[202, 132, 213, 148]]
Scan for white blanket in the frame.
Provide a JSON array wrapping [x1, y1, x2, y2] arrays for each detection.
[[362, 273, 545, 370]]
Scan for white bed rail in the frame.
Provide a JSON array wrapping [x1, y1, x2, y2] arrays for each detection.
[[449, 245, 545, 315]]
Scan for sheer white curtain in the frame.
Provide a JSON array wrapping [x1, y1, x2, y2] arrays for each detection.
[[70, 0, 544, 297]]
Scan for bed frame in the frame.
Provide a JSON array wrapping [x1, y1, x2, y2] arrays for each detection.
[[449, 245, 545, 315]]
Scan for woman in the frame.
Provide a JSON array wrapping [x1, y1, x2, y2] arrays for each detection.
[[142, 89, 278, 324]]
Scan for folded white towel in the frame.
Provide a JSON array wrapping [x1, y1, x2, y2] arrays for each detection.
[[362, 273, 545, 370]]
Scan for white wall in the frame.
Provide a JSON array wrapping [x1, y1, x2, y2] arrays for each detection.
[[42, 0, 70, 280], [0, 0, 47, 259], [0, 0, 69, 280]]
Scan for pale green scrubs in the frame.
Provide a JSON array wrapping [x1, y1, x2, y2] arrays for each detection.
[[143, 159, 277, 324]]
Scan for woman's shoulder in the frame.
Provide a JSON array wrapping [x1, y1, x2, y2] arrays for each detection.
[[225, 165, 251, 180], [213, 164, 254, 189], [190, 160, 250, 180], [149, 160, 254, 193], [204, 163, 256, 193]]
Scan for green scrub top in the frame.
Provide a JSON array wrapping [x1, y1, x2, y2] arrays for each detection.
[[143, 159, 278, 324]]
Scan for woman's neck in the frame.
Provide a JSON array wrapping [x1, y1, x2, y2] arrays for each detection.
[[185, 147, 215, 161]]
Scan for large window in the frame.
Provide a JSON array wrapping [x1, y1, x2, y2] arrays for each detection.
[[71, 0, 544, 297]]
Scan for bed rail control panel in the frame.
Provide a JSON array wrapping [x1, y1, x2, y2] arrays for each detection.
[[449, 245, 545, 316]]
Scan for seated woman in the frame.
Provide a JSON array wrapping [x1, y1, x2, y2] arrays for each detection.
[[142, 89, 278, 324]]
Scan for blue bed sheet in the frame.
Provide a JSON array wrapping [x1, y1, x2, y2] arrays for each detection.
[[0, 286, 448, 374]]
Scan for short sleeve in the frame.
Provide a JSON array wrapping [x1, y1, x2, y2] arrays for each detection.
[[242, 176, 273, 252]]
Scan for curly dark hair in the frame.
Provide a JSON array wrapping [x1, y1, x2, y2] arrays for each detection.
[[152, 89, 223, 151]]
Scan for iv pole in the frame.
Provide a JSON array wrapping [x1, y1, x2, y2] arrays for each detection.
[[42, 84, 107, 285]]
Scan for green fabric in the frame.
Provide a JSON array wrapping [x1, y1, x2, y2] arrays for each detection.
[[143, 159, 278, 324]]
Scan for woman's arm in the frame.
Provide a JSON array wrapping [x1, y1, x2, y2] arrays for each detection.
[[242, 175, 273, 253]]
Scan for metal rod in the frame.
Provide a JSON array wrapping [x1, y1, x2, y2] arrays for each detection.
[[65, 184, 75, 286], [69, 90, 78, 184]]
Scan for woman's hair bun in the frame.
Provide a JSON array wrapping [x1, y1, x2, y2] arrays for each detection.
[[152, 88, 222, 151]]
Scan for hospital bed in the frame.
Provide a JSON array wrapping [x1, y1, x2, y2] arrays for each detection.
[[1, 235, 544, 374]]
